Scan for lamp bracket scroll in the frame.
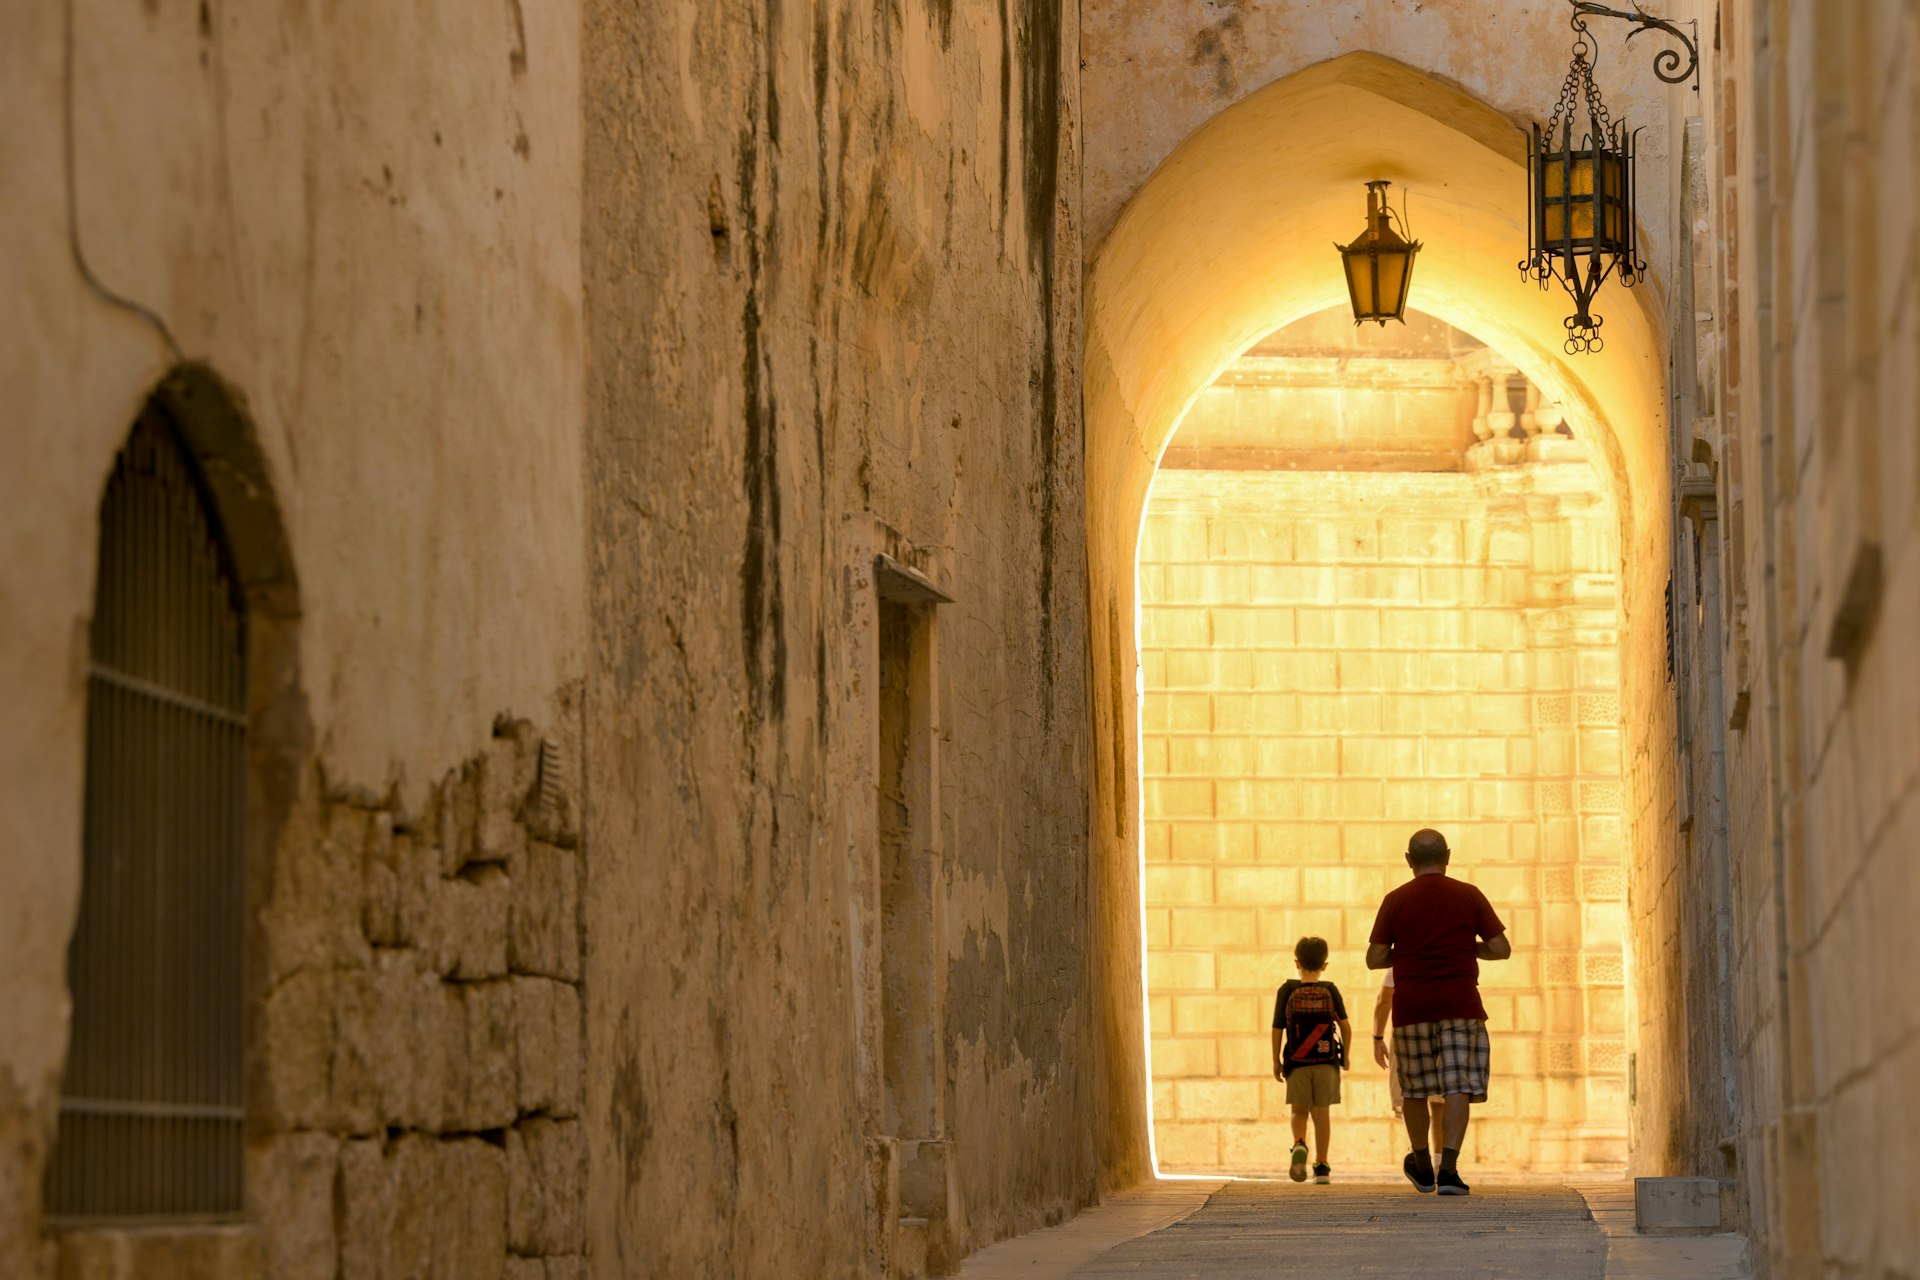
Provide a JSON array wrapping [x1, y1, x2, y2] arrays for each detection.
[[1569, 1, 1700, 91]]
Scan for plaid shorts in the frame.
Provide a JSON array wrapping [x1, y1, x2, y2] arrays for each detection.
[[1392, 1019, 1491, 1102]]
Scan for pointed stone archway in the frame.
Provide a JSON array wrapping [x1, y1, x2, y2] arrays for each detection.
[[1081, 52, 1673, 1185]]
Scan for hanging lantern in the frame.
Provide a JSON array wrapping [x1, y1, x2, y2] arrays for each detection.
[[1521, 2, 1696, 354], [1337, 180, 1421, 327]]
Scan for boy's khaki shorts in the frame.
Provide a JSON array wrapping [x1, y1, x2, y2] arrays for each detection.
[[1284, 1063, 1342, 1107]]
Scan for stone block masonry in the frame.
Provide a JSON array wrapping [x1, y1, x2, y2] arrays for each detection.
[[56, 713, 590, 1280], [1141, 465, 1628, 1175]]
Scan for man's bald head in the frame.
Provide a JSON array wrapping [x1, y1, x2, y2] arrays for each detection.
[[1407, 828, 1451, 870]]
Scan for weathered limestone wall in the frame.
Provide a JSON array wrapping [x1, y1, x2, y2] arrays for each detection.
[[0, 2, 586, 1274], [1140, 463, 1627, 1175], [1639, 2, 1920, 1276], [581, 1, 1102, 1276], [2, 1, 1104, 1276]]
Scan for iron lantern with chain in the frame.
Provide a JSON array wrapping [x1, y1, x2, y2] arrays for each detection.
[[1521, 3, 1697, 354]]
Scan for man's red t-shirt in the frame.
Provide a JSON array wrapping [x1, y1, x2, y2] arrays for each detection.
[[1369, 872, 1507, 1027]]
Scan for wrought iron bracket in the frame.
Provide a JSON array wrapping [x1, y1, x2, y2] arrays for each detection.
[[1570, 1, 1699, 90]]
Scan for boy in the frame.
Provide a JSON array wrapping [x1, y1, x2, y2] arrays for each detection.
[[1271, 936, 1351, 1184]]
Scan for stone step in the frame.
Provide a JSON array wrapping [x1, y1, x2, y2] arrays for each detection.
[[1634, 1176, 1731, 1235]]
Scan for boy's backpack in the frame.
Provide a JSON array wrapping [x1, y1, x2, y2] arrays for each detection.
[[1284, 982, 1341, 1069]]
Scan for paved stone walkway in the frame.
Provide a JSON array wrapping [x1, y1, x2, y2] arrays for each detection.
[[958, 1178, 1751, 1279]]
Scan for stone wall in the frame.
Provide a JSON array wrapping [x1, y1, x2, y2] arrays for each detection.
[[581, 0, 1101, 1274], [0, 3, 588, 1272], [3, 0, 1104, 1275], [1141, 461, 1628, 1175], [49, 712, 586, 1280], [1645, 2, 1920, 1275]]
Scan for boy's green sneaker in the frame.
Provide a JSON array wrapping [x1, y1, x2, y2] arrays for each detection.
[[1313, 1163, 1331, 1185], [1288, 1141, 1309, 1182]]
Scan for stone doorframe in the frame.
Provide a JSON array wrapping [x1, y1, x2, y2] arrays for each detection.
[[841, 515, 957, 1278]]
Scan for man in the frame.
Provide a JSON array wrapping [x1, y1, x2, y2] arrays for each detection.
[[1365, 828, 1511, 1196]]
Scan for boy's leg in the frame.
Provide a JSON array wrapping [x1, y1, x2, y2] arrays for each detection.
[[1429, 1095, 1447, 1134], [1290, 1103, 1310, 1145], [1310, 1105, 1331, 1164]]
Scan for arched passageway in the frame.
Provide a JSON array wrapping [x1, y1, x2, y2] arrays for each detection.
[[1082, 53, 1673, 1183], [1137, 307, 1630, 1175]]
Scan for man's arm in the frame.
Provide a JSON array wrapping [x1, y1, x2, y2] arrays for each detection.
[[1476, 930, 1512, 961], [1365, 942, 1393, 970], [1371, 984, 1392, 1068], [1271, 1027, 1284, 1081]]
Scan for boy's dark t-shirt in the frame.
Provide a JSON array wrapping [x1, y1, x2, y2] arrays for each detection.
[[1368, 872, 1506, 1027], [1271, 980, 1348, 1076]]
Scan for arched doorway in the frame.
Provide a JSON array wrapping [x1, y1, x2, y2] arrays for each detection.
[[1082, 53, 1672, 1184], [1137, 306, 1630, 1174]]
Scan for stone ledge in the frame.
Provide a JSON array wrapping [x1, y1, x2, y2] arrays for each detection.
[[52, 1223, 266, 1280]]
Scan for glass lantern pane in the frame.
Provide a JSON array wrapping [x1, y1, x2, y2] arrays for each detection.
[[1343, 252, 1374, 317], [1545, 204, 1568, 243], [1375, 254, 1407, 316], [1572, 156, 1595, 196], [1543, 156, 1569, 198], [1572, 203, 1595, 239]]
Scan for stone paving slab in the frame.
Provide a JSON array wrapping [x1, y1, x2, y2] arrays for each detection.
[[958, 1176, 1752, 1279], [956, 1181, 1225, 1279], [1069, 1179, 1608, 1278]]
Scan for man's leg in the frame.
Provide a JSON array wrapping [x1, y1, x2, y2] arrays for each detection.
[[1401, 1093, 1432, 1151], [1440, 1093, 1471, 1160], [1310, 1105, 1331, 1164], [1399, 1094, 1436, 1191]]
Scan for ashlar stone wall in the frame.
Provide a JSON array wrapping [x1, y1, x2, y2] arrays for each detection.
[[251, 715, 585, 1280], [52, 713, 588, 1280], [1141, 459, 1628, 1175], [1642, 2, 1920, 1275]]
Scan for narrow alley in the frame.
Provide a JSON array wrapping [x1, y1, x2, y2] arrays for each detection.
[[3, 1, 1916, 1277]]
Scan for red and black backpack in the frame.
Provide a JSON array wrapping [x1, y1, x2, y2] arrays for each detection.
[[1284, 982, 1342, 1069]]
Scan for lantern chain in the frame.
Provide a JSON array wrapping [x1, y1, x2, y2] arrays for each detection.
[[1548, 21, 1614, 142]]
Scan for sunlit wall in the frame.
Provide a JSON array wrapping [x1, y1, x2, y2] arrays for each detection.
[[1141, 313, 1629, 1174]]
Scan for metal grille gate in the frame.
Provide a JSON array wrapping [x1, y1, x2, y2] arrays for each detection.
[[48, 406, 248, 1221]]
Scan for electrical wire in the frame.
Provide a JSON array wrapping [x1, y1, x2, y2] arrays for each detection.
[[63, 0, 184, 361]]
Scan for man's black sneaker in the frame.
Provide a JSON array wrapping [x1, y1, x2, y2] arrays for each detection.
[[1403, 1151, 1436, 1193], [1436, 1166, 1471, 1196]]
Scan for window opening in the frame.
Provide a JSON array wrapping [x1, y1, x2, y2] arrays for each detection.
[[48, 403, 248, 1222]]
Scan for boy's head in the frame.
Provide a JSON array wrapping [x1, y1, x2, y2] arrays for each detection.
[[1293, 936, 1330, 974]]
